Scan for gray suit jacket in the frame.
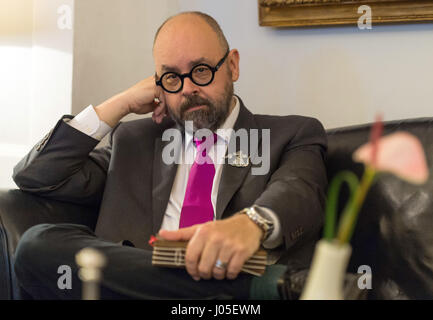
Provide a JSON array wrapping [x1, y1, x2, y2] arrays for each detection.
[[13, 97, 327, 265]]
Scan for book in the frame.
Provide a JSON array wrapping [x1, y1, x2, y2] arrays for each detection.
[[151, 237, 268, 276]]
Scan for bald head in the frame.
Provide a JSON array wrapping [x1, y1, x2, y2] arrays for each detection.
[[153, 11, 229, 54]]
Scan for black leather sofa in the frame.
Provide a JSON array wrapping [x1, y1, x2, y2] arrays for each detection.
[[1, 117, 433, 300]]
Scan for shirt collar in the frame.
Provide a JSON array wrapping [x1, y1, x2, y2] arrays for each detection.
[[184, 96, 240, 147]]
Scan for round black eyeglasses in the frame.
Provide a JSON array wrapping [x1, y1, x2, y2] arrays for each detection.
[[155, 50, 230, 93]]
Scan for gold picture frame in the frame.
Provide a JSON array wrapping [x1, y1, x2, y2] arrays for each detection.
[[258, 0, 433, 27]]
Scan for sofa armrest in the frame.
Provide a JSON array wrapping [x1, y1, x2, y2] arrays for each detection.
[[0, 188, 98, 299]]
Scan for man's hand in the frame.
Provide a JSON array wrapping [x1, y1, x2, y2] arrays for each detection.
[[158, 213, 263, 281], [123, 76, 167, 122], [94, 76, 167, 127]]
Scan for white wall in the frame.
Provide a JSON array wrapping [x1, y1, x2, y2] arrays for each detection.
[[72, 0, 178, 123], [31, 0, 74, 142], [178, 0, 433, 129], [0, 0, 33, 146], [0, 0, 74, 188], [0, 0, 34, 188]]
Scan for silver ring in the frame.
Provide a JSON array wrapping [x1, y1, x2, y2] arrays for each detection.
[[215, 259, 228, 269]]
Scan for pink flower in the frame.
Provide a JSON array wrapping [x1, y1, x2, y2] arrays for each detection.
[[353, 132, 429, 185]]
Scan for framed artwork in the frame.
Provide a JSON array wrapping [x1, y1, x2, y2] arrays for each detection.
[[258, 0, 433, 27]]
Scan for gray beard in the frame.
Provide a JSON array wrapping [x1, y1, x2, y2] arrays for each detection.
[[167, 82, 234, 134]]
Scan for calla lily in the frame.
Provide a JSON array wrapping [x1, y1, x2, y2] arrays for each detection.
[[325, 116, 430, 245], [353, 132, 429, 185]]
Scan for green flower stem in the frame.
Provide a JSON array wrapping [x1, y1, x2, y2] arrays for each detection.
[[323, 171, 359, 241], [336, 165, 377, 244]]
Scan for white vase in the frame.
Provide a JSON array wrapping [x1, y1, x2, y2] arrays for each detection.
[[300, 239, 352, 300]]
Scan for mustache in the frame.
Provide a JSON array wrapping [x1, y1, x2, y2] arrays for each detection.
[[180, 96, 213, 114]]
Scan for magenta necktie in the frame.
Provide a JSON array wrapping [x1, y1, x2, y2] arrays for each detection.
[[179, 133, 218, 228]]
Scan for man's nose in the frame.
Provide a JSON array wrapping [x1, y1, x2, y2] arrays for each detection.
[[182, 76, 199, 95]]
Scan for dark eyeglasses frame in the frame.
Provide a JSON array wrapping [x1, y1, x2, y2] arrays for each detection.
[[155, 50, 230, 94]]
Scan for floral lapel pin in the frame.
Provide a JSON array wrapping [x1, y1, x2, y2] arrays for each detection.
[[225, 150, 250, 167]]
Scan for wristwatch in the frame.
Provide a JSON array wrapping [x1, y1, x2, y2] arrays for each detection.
[[240, 205, 275, 242]]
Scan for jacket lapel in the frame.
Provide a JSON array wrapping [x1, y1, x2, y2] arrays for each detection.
[[215, 97, 261, 219], [151, 124, 180, 235]]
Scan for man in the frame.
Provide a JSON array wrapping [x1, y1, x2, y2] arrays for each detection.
[[12, 11, 327, 299]]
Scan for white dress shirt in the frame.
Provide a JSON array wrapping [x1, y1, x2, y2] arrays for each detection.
[[67, 97, 282, 248]]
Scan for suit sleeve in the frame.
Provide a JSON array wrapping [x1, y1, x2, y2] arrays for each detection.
[[254, 117, 328, 250], [12, 115, 116, 207]]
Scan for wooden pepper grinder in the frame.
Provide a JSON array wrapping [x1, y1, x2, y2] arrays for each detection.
[[75, 247, 107, 300]]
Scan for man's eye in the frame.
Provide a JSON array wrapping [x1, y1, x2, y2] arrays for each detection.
[[166, 74, 178, 80], [164, 74, 180, 84], [195, 67, 207, 73]]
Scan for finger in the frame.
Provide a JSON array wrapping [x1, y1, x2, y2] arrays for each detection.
[[155, 84, 164, 100], [158, 225, 197, 241], [185, 230, 207, 281], [152, 102, 166, 124], [156, 114, 166, 124], [152, 110, 161, 123], [212, 246, 235, 280], [226, 250, 250, 280], [156, 86, 167, 114], [156, 115, 165, 124], [151, 101, 159, 122], [151, 102, 160, 115], [153, 101, 164, 115], [153, 104, 166, 122], [197, 240, 221, 280]]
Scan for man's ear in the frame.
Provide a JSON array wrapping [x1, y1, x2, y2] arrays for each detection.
[[228, 49, 240, 82]]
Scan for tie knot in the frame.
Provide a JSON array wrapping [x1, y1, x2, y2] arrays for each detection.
[[193, 133, 218, 149]]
